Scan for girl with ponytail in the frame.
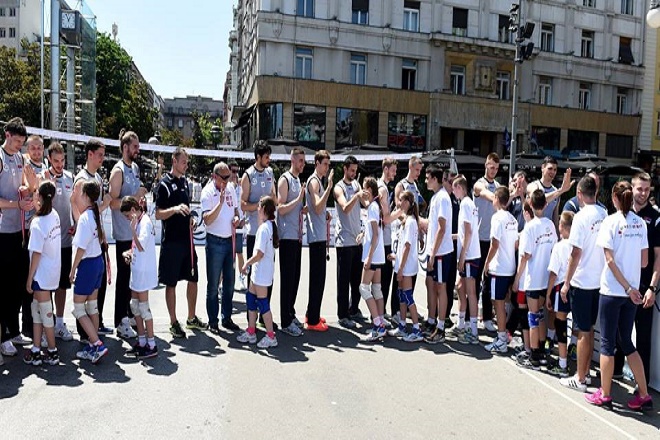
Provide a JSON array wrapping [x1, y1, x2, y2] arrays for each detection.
[[586, 181, 652, 409], [24, 181, 62, 365], [237, 196, 279, 349], [69, 180, 108, 364]]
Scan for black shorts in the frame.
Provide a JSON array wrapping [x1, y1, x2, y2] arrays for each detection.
[[366, 263, 384, 271], [483, 274, 512, 301], [59, 246, 72, 290], [526, 289, 546, 300], [549, 283, 571, 314], [158, 241, 199, 287], [458, 259, 480, 279], [426, 254, 451, 283], [570, 286, 599, 332]]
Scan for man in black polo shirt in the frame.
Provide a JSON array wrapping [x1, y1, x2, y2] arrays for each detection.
[[155, 148, 206, 338], [613, 172, 659, 385]]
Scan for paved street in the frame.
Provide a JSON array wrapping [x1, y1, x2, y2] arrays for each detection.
[[0, 244, 658, 439]]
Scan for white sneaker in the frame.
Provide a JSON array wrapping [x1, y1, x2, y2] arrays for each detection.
[[485, 338, 508, 354], [117, 317, 137, 339], [483, 320, 497, 333], [11, 334, 32, 345], [128, 317, 137, 327], [281, 323, 303, 337], [237, 330, 257, 344], [55, 323, 73, 341], [1, 341, 18, 356], [387, 326, 407, 338], [559, 374, 588, 392], [257, 335, 278, 348], [391, 312, 402, 326]]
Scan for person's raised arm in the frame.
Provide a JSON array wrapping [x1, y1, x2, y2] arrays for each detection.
[[334, 182, 360, 214], [108, 167, 123, 210], [240, 173, 256, 213], [474, 180, 495, 202]]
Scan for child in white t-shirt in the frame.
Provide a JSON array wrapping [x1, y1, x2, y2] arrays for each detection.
[[388, 190, 423, 342], [482, 187, 519, 354], [514, 189, 557, 369], [545, 211, 574, 377], [120, 196, 158, 359], [24, 181, 62, 366], [361, 177, 387, 342], [238, 196, 279, 349]]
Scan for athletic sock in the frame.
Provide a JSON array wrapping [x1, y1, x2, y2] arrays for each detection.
[[267, 331, 275, 339], [427, 317, 436, 325], [570, 334, 578, 345], [547, 329, 556, 340], [437, 320, 445, 331], [498, 331, 507, 343], [413, 323, 420, 330], [559, 357, 567, 369], [458, 312, 466, 329], [246, 327, 256, 335], [147, 338, 156, 349], [31, 346, 40, 353], [470, 318, 478, 336], [56, 317, 64, 326], [373, 316, 383, 327], [138, 335, 147, 347]]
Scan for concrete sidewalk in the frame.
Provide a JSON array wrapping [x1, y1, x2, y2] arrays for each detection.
[[0, 245, 658, 439]]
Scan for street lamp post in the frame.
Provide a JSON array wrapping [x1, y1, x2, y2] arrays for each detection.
[[210, 124, 221, 149]]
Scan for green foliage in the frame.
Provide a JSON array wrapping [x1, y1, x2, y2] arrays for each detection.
[[95, 32, 158, 142], [0, 40, 49, 126]]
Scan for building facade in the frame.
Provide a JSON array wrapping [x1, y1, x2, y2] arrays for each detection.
[[228, 0, 644, 159], [164, 95, 224, 140], [0, 0, 40, 53], [640, 13, 658, 152]]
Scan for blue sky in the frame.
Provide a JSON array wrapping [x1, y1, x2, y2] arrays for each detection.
[[85, 0, 236, 100]]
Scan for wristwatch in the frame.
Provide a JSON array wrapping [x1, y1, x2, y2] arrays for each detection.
[[649, 285, 657, 293], [625, 286, 633, 294]]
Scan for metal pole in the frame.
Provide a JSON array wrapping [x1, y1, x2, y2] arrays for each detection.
[[50, 0, 60, 131], [66, 46, 75, 133], [509, 6, 522, 182], [40, 0, 44, 128]]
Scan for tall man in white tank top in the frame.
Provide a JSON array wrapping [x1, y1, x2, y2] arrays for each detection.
[[241, 141, 277, 326], [277, 148, 307, 336], [473, 153, 501, 332], [109, 130, 147, 339]]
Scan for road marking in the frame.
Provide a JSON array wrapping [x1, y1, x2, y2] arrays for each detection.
[[505, 357, 637, 440]]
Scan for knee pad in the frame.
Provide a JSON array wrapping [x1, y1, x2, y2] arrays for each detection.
[[537, 308, 545, 323], [359, 283, 372, 300], [138, 301, 152, 321], [85, 300, 98, 316], [256, 297, 271, 315], [397, 289, 406, 304], [517, 308, 529, 330], [371, 283, 383, 300], [31, 300, 42, 325], [555, 318, 568, 344], [130, 298, 141, 317], [527, 311, 540, 329], [246, 291, 258, 311], [72, 303, 87, 319], [39, 302, 55, 328], [402, 289, 415, 307]]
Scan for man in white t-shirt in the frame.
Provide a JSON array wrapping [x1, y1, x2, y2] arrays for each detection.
[[422, 165, 454, 344], [514, 190, 558, 369], [201, 163, 241, 334], [559, 176, 607, 392], [482, 187, 519, 354]]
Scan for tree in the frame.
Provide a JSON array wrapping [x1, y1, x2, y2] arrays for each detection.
[[95, 32, 158, 142]]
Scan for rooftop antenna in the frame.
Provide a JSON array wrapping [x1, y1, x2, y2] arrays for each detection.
[[112, 22, 118, 40]]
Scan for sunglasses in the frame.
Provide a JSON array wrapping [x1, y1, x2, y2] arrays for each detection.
[[231, 169, 239, 173], [216, 174, 231, 180]]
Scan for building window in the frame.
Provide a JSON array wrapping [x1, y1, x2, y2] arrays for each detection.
[[583, 0, 596, 7], [567, 130, 598, 155], [294, 104, 326, 149], [352, 0, 369, 25], [606, 134, 633, 158], [453, 8, 468, 37], [388, 113, 427, 151], [578, 83, 591, 110], [403, 1, 420, 32], [167, 118, 173, 128], [0, 9, 5, 17], [350, 53, 367, 85], [616, 88, 628, 114], [530, 127, 561, 151], [540, 23, 554, 52], [621, 0, 633, 14], [297, 0, 314, 18], [498, 15, 512, 43], [450, 65, 466, 95], [178, 119, 183, 129], [0, 28, 5, 38], [581, 30, 594, 58], [657, 112, 660, 136], [336, 108, 379, 147], [538, 77, 552, 105], [496, 71, 510, 100], [9, 27, 15, 38], [619, 36, 634, 64], [9, 7, 16, 17], [258, 103, 283, 140], [295, 47, 313, 79], [402, 59, 417, 90], [178, 106, 183, 114]]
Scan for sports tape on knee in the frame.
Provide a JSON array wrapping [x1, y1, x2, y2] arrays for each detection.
[[31, 300, 42, 325], [246, 291, 258, 311], [527, 311, 540, 329], [403, 289, 415, 307], [130, 298, 141, 317], [256, 297, 271, 315], [371, 283, 383, 300], [554, 318, 567, 344], [359, 283, 372, 300], [138, 301, 152, 321], [72, 303, 87, 319], [85, 300, 98, 316], [537, 308, 545, 323], [397, 289, 406, 304], [39, 302, 55, 328]]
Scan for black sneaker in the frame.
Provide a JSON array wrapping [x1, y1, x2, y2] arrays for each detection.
[[126, 342, 143, 356], [421, 321, 436, 337], [24, 349, 43, 366], [424, 328, 446, 345], [170, 321, 186, 338], [208, 324, 221, 335], [444, 318, 454, 330], [186, 316, 208, 330], [43, 349, 60, 365], [138, 345, 158, 359], [221, 319, 240, 331]]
